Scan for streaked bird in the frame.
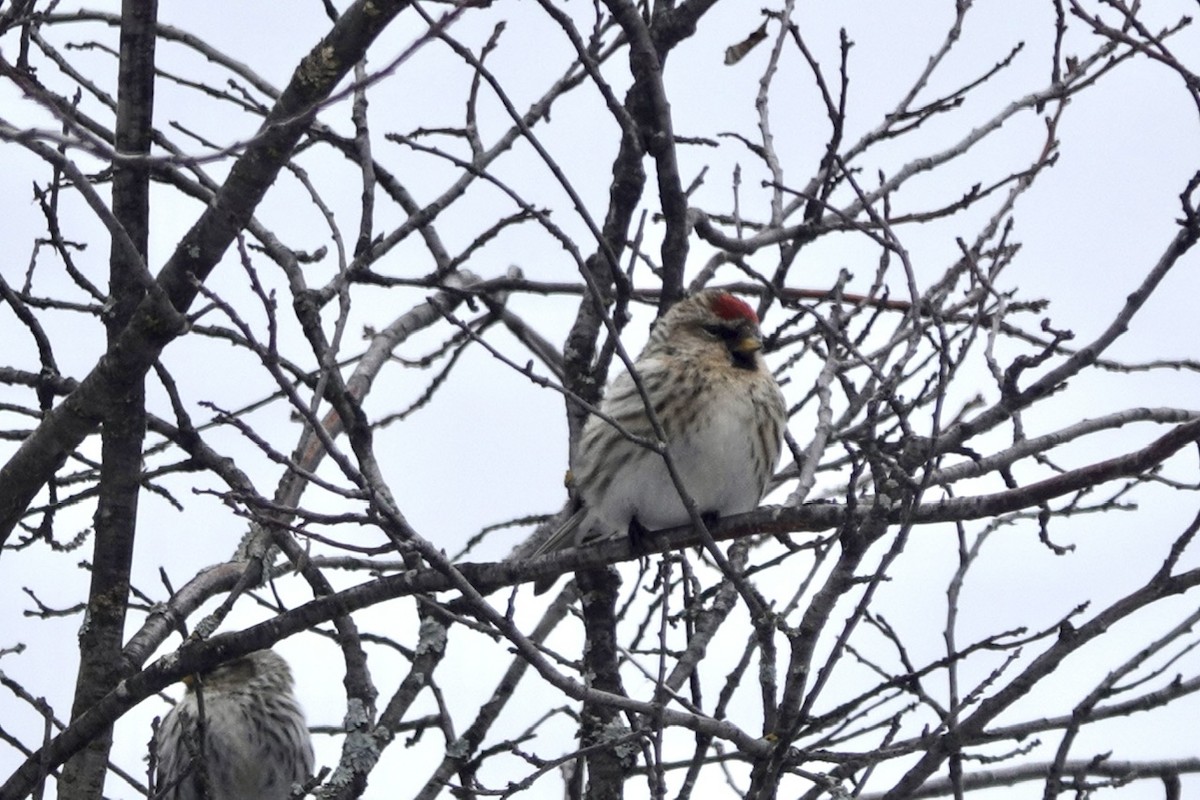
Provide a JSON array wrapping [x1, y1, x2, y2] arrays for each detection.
[[155, 649, 314, 800], [533, 289, 786, 579]]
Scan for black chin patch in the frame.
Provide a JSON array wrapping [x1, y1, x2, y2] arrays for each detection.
[[730, 348, 757, 370]]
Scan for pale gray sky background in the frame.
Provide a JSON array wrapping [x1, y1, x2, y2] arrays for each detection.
[[2, 1, 1199, 798]]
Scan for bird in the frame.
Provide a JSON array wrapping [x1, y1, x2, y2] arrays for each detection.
[[154, 649, 314, 800], [532, 289, 786, 570]]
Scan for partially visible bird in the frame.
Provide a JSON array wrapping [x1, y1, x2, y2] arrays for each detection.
[[155, 649, 314, 800], [533, 289, 786, 567]]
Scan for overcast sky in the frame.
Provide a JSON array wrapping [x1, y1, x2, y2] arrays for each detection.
[[2, 2, 1199, 798]]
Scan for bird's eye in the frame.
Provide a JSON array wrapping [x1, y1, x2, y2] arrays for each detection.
[[702, 323, 737, 340]]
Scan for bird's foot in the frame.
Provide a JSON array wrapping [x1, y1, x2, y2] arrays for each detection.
[[626, 516, 655, 577], [627, 516, 653, 554]]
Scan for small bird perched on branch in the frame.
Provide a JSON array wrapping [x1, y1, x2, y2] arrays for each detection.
[[533, 289, 786, 579], [155, 649, 314, 800]]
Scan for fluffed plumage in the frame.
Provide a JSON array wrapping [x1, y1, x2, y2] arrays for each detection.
[[534, 289, 786, 563], [155, 649, 314, 800]]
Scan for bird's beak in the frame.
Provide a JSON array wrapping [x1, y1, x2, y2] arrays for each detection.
[[731, 336, 762, 355]]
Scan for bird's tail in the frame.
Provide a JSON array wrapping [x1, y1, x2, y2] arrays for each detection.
[[530, 507, 590, 594], [530, 507, 586, 558]]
